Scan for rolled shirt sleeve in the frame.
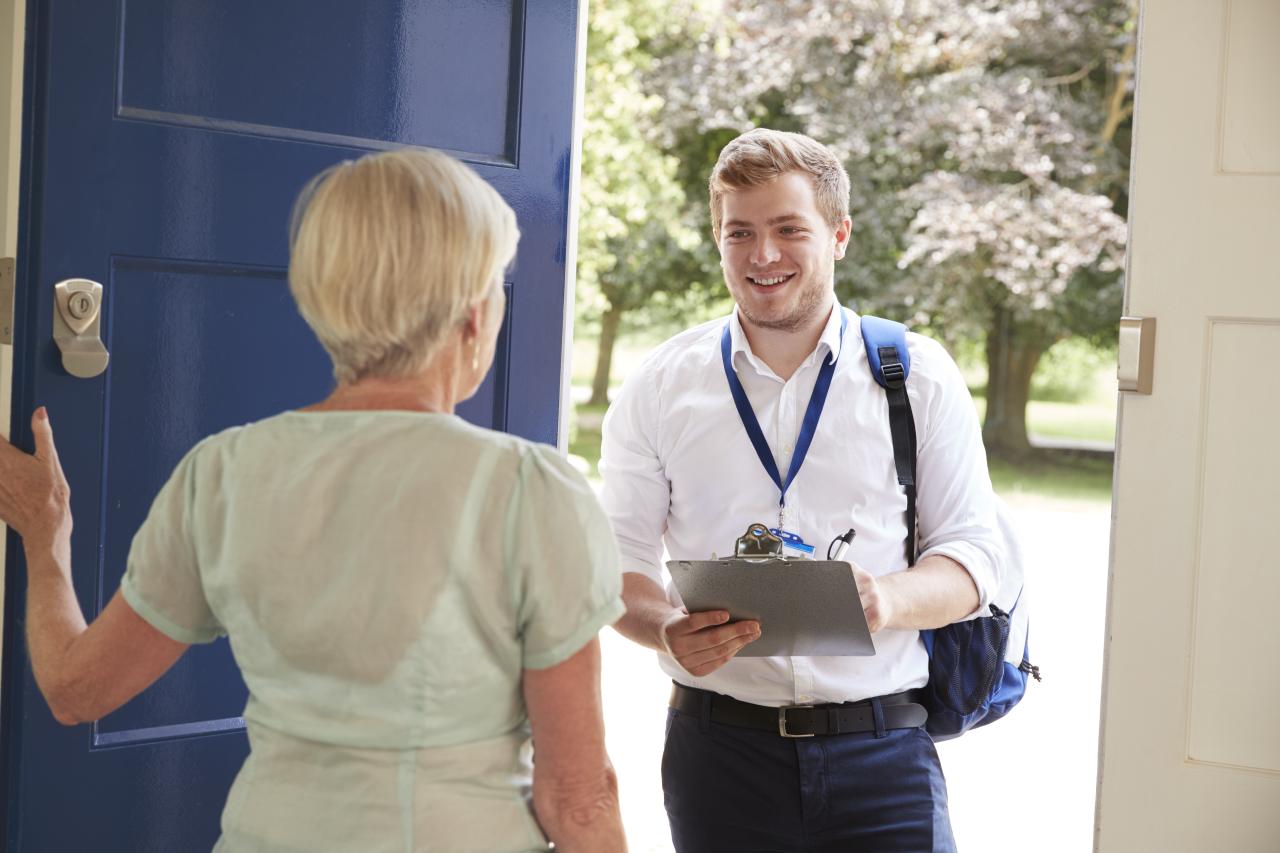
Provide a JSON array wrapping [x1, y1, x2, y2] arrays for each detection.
[[910, 335, 1006, 618], [509, 445, 625, 670], [598, 360, 671, 586], [120, 446, 225, 645]]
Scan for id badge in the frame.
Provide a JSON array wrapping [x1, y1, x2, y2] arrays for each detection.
[[769, 528, 815, 560]]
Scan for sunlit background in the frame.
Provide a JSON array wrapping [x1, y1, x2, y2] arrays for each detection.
[[570, 1, 1136, 850]]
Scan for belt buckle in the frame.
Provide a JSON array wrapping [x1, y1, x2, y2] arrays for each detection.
[[777, 705, 815, 738]]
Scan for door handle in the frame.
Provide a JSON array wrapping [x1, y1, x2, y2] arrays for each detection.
[[53, 278, 109, 378], [1117, 316, 1155, 394]]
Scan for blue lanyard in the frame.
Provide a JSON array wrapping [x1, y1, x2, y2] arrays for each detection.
[[719, 310, 847, 517]]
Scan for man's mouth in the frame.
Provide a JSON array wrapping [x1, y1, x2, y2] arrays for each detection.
[[747, 273, 796, 288]]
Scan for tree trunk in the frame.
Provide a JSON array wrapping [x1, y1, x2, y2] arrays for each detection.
[[982, 305, 1050, 459], [589, 300, 625, 407]]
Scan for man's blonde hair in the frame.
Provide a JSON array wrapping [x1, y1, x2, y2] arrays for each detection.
[[708, 128, 850, 241], [288, 148, 519, 384]]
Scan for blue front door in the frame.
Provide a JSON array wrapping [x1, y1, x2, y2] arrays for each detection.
[[1, 1, 581, 848]]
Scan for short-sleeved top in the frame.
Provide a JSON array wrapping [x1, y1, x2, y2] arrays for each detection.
[[121, 410, 624, 853]]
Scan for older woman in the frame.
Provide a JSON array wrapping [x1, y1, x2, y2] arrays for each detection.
[[0, 149, 627, 852]]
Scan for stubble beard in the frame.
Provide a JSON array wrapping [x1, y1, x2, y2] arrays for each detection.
[[736, 272, 833, 333]]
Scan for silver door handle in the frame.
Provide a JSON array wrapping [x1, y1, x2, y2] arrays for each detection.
[[53, 278, 109, 378], [1117, 316, 1155, 394]]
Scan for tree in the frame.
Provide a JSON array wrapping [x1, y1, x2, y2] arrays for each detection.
[[576, 0, 717, 406], [649, 0, 1136, 457]]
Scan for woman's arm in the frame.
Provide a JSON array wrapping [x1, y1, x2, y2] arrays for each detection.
[[27, 582, 187, 725], [522, 637, 626, 852], [1, 409, 189, 724]]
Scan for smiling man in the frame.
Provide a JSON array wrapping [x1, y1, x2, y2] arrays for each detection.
[[600, 129, 1005, 851]]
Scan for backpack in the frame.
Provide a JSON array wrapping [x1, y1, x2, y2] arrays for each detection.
[[860, 314, 1040, 741]]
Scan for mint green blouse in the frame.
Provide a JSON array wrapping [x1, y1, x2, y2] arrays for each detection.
[[120, 411, 624, 852]]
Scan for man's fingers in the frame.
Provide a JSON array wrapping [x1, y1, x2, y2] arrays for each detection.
[[685, 649, 747, 678], [669, 619, 759, 653], [674, 622, 762, 671], [678, 629, 760, 672], [853, 566, 877, 595], [675, 610, 731, 634]]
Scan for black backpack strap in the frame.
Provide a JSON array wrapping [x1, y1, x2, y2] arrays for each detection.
[[861, 316, 918, 565]]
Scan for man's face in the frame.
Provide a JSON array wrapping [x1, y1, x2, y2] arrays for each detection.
[[717, 171, 851, 333]]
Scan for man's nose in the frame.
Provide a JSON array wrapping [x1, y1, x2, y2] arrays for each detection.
[[750, 235, 780, 266]]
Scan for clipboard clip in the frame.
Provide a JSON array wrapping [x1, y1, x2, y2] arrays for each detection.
[[735, 523, 784, 558]]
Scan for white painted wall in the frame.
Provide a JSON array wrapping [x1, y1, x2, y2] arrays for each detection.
[[1, 0, 27, 622], [0, 0, 22, 422]]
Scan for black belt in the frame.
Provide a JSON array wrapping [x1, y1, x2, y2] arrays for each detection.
[[670, 683, 929, 738]]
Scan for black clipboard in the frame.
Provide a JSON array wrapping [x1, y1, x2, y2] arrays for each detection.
[[667, 558, 876, 657]]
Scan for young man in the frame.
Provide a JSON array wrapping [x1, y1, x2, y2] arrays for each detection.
[[600, 128, 1005, 852]]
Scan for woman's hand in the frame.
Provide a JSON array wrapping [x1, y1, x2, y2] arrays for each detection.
[[0, 408, 188, 725], [0, 408, 73, 556]]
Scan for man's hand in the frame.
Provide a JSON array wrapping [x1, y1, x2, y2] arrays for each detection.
[[0, 408, 72, 556], [659, 610, 760, 678], [852, 563, 896, 633]]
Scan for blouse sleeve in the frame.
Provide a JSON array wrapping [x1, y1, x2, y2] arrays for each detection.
[[507, 445, 625, 670], [119, 446, 225, 644]]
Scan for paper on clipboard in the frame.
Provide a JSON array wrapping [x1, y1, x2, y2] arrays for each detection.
[[667, 558, 876, 657]]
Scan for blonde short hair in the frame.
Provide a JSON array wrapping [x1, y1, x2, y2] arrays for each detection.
[[708, 128, 850, 242], [288, 148, 519, 383]]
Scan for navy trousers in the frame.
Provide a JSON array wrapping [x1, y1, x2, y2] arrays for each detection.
[[661, 705, 957, 853]]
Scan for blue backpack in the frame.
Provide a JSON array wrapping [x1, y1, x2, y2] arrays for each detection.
[[860, 315, 1040, 740]]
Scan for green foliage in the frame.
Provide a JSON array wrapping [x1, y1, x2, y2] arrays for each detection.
[[576, 0, 720, 336], [640, 1, 1137, 453], [965, 338, 1119, 406], [1030, 339, 1117, 403], [576, 1, 1136, 445]]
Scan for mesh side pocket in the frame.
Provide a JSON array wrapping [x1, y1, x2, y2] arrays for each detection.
[[926, 605, 1011, 716]]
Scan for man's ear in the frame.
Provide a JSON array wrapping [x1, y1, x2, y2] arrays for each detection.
[[833, 216, 853, 260]]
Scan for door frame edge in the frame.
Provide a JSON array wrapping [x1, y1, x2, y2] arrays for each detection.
[[555, 0, 589, 456]]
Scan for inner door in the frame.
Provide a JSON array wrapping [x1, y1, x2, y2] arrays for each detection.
[[1098, 1, 1280, 849], [0, 1, 582, 849]]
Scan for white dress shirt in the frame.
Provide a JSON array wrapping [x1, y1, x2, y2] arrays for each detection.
[[599, 304, 1005, 707]]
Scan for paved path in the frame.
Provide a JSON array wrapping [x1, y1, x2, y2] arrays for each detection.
[[597, 493, 1113, 852]]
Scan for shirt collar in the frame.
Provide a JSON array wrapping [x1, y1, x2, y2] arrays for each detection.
[[729, 301, 847, 372]]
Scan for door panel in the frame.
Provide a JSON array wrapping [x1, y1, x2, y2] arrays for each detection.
[[1098, 1, 1280, 850], [118, 0, 523, 161], [1, 0, 580, 849], [96, 259, 331, 743], [1185, 321, 1280, 774]]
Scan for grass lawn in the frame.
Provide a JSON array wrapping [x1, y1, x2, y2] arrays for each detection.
[[988, 454, 1113, 505], [568, 402, 607, 478], [973, 398, 1117, 446]]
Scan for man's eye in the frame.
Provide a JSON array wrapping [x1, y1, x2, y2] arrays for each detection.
[[728, 231, 749, 239], [781, 227, 805, 235]]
